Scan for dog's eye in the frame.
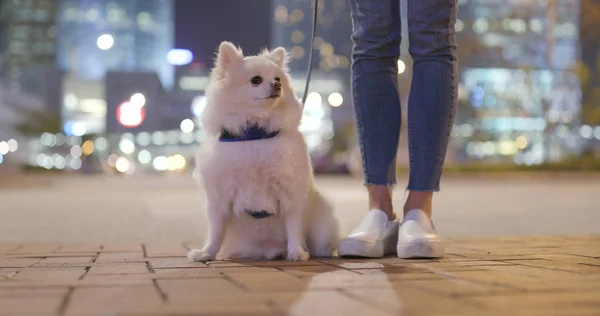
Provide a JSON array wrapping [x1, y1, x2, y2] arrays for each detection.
[[274, 77, 281, 82], [250, 76, 263, 85]]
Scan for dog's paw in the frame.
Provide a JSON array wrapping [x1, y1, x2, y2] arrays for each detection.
[[187, 249, 215, 262], [310, 247, 335, 258], [286, 249, 310, 262]]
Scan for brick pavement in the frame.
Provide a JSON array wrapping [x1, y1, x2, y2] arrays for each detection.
[[0, 235, 599, 316]]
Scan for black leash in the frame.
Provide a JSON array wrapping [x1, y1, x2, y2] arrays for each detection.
[[300, 0, 319, 109]]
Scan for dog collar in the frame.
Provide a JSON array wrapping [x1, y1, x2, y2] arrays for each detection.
[[218, 124, 280, 142], [247, 211, 272, 219]]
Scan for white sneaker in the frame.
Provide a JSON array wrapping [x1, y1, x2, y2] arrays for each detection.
[[338, 209, 399, 258], [397, 209, 445, 258]]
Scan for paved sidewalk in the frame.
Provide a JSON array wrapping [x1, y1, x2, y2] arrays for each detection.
[[1, 236, 599, 315]]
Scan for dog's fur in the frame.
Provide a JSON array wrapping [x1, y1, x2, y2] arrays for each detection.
[[187, 42, 339, 262]]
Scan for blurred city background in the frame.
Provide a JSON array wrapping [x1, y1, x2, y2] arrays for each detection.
[[0, 0, 599, 177]]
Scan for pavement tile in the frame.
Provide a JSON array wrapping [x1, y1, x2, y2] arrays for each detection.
[[95, 252, 145, 263], [11, 267, 86, 281], [65, 286, 164, 315], [144, 242, 188, 257], [466, 291, 600, 314], [101, 242, 143, 252], [55, 243, 102, 253], [215, 266, 283, 273], [528, 254, 600, 266], [559, 247, 600, 258], [279, 265, 345, 278], [0, 243, 21, 255], [0, 257, 41, 268], [501, 259, 600, 273], [0, 287, 68, 296], [269, 291, 393, 316], [0, 268, 18, 279], [344, 286, 485, 315], [294, 269, 401, 290], [2, 235, 599, 316], [80, 274, 156, 285], [158, 278, 243, 294], [249, 260, 325, 267], [6, 243, 61, 254], [0, 296, 64, 315], [35, 256, 95, 267], [149, 257, 206, 268], [154, 267, 222, 279], [225, 271, 307, 291], [397, 278, 520, 297], [87, 263, 149, 275]]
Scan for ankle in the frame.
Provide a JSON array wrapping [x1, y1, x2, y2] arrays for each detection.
[[367, 185, 395, 220], [404, 191, 433, 218]]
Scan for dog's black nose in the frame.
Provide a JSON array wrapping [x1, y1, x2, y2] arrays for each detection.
[[271, 81, 281, 91]]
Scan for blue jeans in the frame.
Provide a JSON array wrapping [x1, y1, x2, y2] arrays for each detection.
[[349, 0, 458, 191]]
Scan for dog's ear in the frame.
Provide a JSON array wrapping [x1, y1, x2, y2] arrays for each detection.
[[268, 47, 291, 69], [216, 41, 243, 70]]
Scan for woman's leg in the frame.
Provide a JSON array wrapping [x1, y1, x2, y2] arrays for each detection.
[[396, 0, 458, 258], [338, 0, 402, 258]]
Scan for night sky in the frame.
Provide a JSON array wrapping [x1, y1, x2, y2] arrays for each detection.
[[174, 0, 273, 67]]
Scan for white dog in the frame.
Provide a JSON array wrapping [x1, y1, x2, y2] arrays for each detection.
[[187, 42, 339, 262]]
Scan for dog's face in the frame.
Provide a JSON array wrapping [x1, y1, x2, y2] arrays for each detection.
[[202, 42, 302, 135]]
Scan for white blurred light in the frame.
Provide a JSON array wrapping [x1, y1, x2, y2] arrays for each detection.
[[115, 156, 130, 173], [107, 154, 118, 167], [71, 122, 86, 136], [69, 157, 82, 170], [191, 96, 207, 117], [64, 93, 78, 110], [54, 155, 66, 169], [119, 138, 136, 154], [180, 118, 195, 133], [594, 126, 600, 140], [130, 93, 146, 107], [328, 93, 343, 107], [166, 131, 179, 144], [397, 60, 406, 74], [96, 34, 114, 50], [136, 132, 151, 146], [70, 145, 83, 158], [167, 48, 194, 66], [580, 125, 593, 139], [152, 131, 166, 145], [168, 154, 186, 171], [455, 19, 464, 32], [153, 156, 169, 171], [0, 154, 3, 165], [7, 139, 18, 152], [138, 150, 152, 164], [306, 92, 322, 105], [0, 142, 8, 155], [95, 137, 108, 152]]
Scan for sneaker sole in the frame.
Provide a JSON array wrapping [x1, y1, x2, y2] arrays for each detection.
[[338, 238, 397, 258], [338, 239, 384, 258], [397, 239, 445, 259]]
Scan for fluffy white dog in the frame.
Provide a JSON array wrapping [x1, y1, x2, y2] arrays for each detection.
[[187, 42, 339, 262]]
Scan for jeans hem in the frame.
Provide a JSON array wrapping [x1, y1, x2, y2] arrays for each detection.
[[405, 187, 440, 192], [364, 181, 397, 187]]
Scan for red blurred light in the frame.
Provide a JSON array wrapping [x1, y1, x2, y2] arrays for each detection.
[[117, 101, 145, 128]]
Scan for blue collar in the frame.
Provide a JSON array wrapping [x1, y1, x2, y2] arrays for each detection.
[[218, 124, 280, 142]]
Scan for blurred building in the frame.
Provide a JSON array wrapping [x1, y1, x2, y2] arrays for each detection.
[[57, 0, 174, 136], [0, 0, 59, 89], [452, 0, 582, 165], [57, 0, 174, 88]]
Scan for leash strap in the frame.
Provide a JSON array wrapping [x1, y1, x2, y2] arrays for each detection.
[[300, 0, 319, 109]]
